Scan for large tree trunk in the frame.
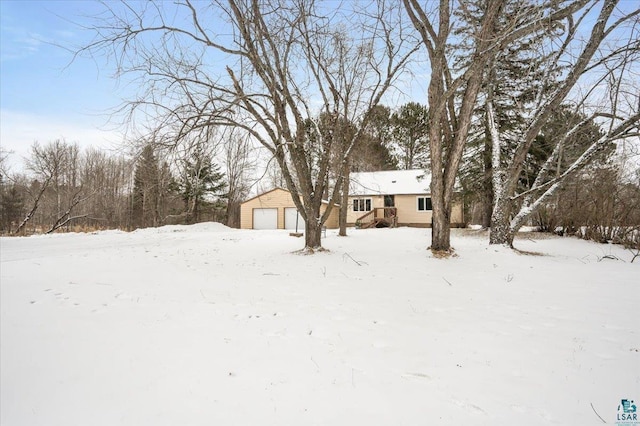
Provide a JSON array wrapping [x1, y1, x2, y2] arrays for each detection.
[[486, 81, 515, 247], [338, 166, 350, 237], [226, 201, 241, 228], [431, 206, 451, 251], [405, 0, 504, 253], [481, 121, 493, 229], [489, 195, 513, 246], [303, 204, 323, 251]]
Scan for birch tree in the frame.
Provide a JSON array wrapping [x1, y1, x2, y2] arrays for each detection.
[[457, 0, 558, 230], [80, 0, 418, 251], [486, 0, 640, 246], [403, 0, 630, 252]]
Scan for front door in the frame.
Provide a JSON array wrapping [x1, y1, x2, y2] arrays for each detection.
[[384, 195, 395, 207]]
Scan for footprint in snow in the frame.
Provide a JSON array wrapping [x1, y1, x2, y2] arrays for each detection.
[[451, 399, 487, 415], [401, 372, 431, 380]]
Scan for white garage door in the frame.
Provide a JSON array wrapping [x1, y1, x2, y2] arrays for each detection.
[[284, 208, 305, 231], [253, 208, 278, 229]]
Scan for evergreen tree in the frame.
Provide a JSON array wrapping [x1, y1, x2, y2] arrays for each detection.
[[131, 144, 160, 228], [390, 102, 429, 170], [0, 181, 24, 233], [457, 0, 560, 228], [175, 147, 226, 223], [353, 105, 397, 172], [483, 0, 635, 246]]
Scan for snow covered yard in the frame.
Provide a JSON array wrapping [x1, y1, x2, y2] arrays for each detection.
[[1, 224, 638, 425]]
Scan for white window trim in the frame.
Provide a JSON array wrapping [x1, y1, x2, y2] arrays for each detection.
[[416, 196, 432, 212], [353, 197, 373, 212]]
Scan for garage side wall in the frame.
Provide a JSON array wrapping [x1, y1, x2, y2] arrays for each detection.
[[451, 198, 464, 225], [321, 204, 339, 229], [240, 188, 294, 229]]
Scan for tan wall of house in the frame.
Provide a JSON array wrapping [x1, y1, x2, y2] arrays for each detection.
[[240, 188, 339, 229], [346, 195, 384, 224], [346, 194, 464, 226], [395, 194, 430, 225]]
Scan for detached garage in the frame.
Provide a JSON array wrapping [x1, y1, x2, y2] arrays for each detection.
[[240, 188, 338, 230]]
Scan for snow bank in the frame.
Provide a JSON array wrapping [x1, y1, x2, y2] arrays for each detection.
[[132, 221, 232, 234]]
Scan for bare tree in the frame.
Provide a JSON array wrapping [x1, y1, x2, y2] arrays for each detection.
[[80, 148, 134, 229], [46, 190, 93, 234], [403, 0, 625, 252], [403, 0, 506, 252], [486, 0, 640, 246], [0, 148, 11, 180], [224, 130, 256, 228], [13, 175, 51, 235], [18, 140, 86, 233], [80, 0, 418, 251]]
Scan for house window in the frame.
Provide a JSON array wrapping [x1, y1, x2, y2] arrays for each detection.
[[353, 198, 372, 212], [417, 196, 432, 211]]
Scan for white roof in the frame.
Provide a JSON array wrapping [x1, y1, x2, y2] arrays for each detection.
[[349, 169, 431, 196]]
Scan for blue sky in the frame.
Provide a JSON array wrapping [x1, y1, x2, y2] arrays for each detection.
[[1, 0, 126, 168], [1, 0, 637, 172], [0, 0, 429, 171]]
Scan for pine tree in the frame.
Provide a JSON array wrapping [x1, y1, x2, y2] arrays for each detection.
[[353, 105, 397, 172], [390, 102, 429, 170], [0, 180, 24, 233], [458, 0, 557, 229], [131, 144, 160, 228], [175, 147, 226, 223], [484, 0, 636, 246]]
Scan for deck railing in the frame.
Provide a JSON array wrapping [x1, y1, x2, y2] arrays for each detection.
[[356, 210, 375, 225], [356, 207, 397, 228]]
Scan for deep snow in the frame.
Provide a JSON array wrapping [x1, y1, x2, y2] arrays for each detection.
[[1, 224, 638, 425]]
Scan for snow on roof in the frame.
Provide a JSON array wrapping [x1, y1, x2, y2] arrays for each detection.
[[349, 169, 431, 196]]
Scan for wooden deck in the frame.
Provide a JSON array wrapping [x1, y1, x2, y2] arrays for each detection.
[[356, 208, 398, 229]]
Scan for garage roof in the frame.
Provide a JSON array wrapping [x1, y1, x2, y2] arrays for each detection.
[[241, 187, 336, 205]]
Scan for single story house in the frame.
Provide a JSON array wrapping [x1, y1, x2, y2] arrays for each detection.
[[239, 188, 339, 230], [240, 170, 463, 230], [347, 169, 464, 228]]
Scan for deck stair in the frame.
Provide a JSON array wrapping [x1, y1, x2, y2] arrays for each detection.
[[357, 207, 398, 229]]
